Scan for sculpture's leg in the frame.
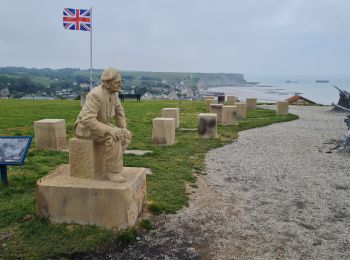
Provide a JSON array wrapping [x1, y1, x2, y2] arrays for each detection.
[[74, 133, 130, 183], [103, 136, 126, 183]]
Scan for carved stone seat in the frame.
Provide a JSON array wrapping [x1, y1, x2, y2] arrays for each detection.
[[69, 137, 106, 179]]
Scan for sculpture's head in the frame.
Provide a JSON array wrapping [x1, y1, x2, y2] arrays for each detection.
[[101, 67, 122, 93]]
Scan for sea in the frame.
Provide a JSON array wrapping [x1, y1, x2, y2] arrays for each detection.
[[209, 75, 350, 105]]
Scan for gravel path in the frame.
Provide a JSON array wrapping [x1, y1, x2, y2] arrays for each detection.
[[94, 106, 350, 260]]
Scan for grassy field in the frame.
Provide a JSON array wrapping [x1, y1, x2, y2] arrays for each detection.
[[0, 99, 298, 258]]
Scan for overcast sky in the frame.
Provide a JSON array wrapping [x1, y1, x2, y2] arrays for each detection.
[[0, 0, 349, 76]]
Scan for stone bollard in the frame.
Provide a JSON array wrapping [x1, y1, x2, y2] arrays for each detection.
[[218, 95, 225, 104], [205, 99, 216, 112], [226, 96, 237, 105], [235, 102, 247, 119], [210, 104, 224, 123], [276, 101, 289, 115], [34, 119, 67, 150], [161, 108, 180, 128], [198, 113, 217, 138], [152, 118, 176, 145], [246, 98, 257, 110], [222, 106, 237, 125], [80, 92, 88, 107]]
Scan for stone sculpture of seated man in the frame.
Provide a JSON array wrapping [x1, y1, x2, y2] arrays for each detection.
[[73, 67, 132, 183]]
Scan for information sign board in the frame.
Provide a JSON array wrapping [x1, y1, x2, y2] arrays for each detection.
[[0, 136, 32, 165]]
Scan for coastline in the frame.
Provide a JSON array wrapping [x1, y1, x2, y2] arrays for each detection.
[[207, 82, 344, 105]]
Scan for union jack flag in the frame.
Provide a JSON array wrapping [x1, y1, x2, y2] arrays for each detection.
[[63, 8, 91, 31]]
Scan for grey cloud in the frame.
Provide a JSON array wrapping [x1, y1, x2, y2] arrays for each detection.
[[0, 0, 349, 74]]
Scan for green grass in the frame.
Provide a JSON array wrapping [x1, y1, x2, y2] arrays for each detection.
[[0, 99, 298, 258]]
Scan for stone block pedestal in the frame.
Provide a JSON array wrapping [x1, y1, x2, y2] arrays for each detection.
[[276, 101, 289, 115], [236, 102, 247, 119], [198, 113, 217, 138], [226, 96, 237, 105], [36, 165, 147, 229], [246, 98, 257, 110], [34, 119, 67, 150], [222, 106, 237, 125], [205, 99, 216, 112], [210, 104, 223, 123], [152, 118, 175, 145], [161, 108, 180, 128]]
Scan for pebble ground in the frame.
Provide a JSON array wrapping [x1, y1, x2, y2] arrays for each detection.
[[90, 106, 350, 260]]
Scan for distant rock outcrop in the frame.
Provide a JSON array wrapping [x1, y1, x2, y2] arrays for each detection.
[[196, 73, 246, 88]]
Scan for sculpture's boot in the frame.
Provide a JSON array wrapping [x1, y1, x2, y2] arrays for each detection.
[[106, 172, 126, 183]]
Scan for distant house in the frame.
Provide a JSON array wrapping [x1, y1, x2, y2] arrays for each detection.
[[286, 95, 317, 105], [0, 88, 10, 98], [79, 83, 89, 89], [142, 92, 152, 100]]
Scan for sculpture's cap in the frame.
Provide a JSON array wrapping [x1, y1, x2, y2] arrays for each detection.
[[101, 68, 121, 81]]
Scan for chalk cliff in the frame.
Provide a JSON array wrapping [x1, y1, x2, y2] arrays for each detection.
[[196, 73, 246, 88]]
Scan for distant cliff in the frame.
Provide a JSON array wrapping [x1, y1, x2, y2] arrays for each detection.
[[196, 73, 246, 88]]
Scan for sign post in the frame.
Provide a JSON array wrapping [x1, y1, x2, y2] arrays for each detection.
[[0, 165, 8, 186]]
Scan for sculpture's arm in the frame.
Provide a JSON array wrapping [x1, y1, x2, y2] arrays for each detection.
[[114, 96, 127, 129], [79, 92, 110, 137]]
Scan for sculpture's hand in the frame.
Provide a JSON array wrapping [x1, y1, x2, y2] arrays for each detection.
[[107, 127, 123, 141], [106, 127, 132, 141], [122, 128, 132, 140]]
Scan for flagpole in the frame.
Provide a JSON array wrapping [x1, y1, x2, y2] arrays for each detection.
[[89, 7, 93, 91]]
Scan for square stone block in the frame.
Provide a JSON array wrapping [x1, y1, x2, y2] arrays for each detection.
[[152, 118, 175, 145], [205, 99, 216, 112], [226, 96, 237, 105], [36, 165, 147, 229], [276, 101, 289, 115], [246, 98, 257, 110], [69, 137, 106, 180], [210, 104, 223, 123], [222, 106, 237, 125], [198, 113, 217, 138], [34, 119, 67, 150], [161, 108, 180, 128], [236, 102, 247, 119]]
